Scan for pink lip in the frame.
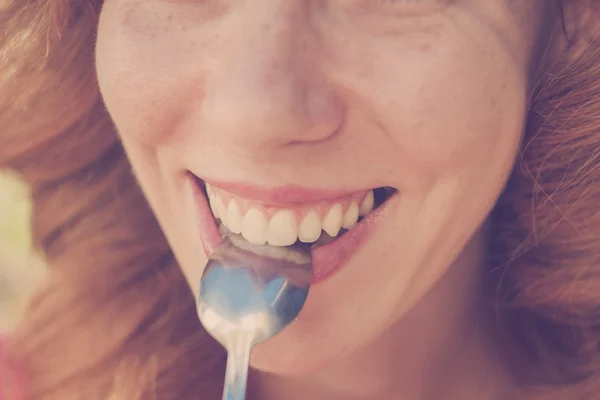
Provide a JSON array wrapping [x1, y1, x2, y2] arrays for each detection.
[[191, 176, 394, 285]]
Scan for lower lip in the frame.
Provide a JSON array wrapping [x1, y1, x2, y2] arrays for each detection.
[[191, 178, 394, 285]]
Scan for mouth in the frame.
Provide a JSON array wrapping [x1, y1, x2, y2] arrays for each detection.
[[190, 174, 397, 284]]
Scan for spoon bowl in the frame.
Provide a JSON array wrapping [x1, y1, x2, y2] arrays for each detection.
[[197, 234, 312, 399]]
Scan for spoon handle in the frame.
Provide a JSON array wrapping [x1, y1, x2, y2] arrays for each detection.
[[223, 335, 253, 400]]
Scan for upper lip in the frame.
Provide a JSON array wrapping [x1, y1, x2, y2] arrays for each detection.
[[197, 177, 376, 206]]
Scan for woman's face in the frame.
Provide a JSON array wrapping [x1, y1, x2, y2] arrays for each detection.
[[96, 1, 545, 373]]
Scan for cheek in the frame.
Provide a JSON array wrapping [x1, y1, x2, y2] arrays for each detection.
[[342, 34, 529, 182], [95, 53, 187, 149], [95, 6, 206, 148], [409, 55, 525, 169]]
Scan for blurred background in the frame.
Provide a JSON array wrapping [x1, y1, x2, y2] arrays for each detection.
[[0, 170, 46, 334]]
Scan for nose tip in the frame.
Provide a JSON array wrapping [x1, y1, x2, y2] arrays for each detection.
[[199, 9, 344, 152], [202, 70, 343, 149]]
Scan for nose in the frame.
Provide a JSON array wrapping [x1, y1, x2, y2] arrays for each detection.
[[201, 3, 343, 153]]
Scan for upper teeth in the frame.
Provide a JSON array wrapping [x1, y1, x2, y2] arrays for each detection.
[[206, 184, 375, 246]]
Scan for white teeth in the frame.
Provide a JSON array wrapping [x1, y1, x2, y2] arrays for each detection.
[[205, 185, 218, 218], [298, 210, 322, 243], [359, 190, 374, 216], [229, 233, 311, 264], [267, 210, 298, 246], [206, 185, 381, 246], [226, 199, 243, 234], [322, 204, 343, 237], [242, 208, 268, 245], [208, 194, 219, 219], [342, 201, 359, 229], [216, 196, 227, 224]]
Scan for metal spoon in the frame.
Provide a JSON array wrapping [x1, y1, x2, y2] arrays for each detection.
[[197, 233, 312, 400]]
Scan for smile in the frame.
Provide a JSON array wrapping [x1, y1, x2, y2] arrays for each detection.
[[191, 174, 397, 284]]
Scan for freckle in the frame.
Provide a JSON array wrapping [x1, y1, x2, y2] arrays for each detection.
[[418, 43, 431, 52]]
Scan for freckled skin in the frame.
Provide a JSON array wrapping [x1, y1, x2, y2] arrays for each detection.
[[96, 1, 547, 398]]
